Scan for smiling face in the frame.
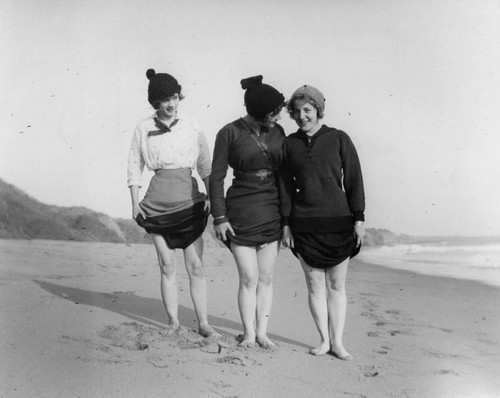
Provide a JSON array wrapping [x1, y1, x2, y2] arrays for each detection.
[[292, 100, 320, 134], [156, 93, 180, 120]]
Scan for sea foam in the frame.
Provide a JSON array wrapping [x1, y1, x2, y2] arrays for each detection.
[[357, 240, 500, 287]]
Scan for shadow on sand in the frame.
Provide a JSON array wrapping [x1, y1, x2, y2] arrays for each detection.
[[34, 279, 308, 348]]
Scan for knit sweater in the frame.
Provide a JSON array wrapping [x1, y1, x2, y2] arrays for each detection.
[[279, 125, 365, 233]]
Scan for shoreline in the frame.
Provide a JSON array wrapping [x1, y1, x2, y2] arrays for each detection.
[[357, 245, 500, 288], [1, 239, 499, 397]]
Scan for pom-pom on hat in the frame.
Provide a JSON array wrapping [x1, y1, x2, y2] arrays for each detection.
[[240, 75, 285, 119], [146, 68, 182, 106], [290, 85, 326, 115]]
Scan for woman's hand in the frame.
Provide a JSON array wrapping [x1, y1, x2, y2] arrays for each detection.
[[132, 204, 146, 220], [282, 225, 294, 248], [214, 221, 235, 241], [204, 198, 211, 213], [354, 222, 365, 247]]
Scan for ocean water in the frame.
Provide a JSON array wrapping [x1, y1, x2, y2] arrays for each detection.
[[356, 240, 500, 287]]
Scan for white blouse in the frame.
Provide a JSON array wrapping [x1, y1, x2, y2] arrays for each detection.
[[127, 113, 211, 187]]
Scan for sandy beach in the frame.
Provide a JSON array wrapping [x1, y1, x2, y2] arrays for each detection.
[[1, 238, 499, 398]]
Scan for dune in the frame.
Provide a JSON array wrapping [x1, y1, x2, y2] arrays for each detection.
[[1, 238, 499, 397]]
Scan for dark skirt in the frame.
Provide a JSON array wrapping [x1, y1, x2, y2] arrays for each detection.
[[135, 168, 208, 249], [291, 231, 360, 269], [136, 202, 208, 249], [225, 173, 281, 247]]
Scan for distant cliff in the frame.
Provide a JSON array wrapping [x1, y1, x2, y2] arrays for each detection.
[[0, 178, 225, 247], [0, 178, 403, 247]]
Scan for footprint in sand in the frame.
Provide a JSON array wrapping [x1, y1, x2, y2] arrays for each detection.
[[217, 355, 257, 367], [360, 365, 379, 377], [436, 369, 460, 376], [98, 322, 152, 351], [147, 354, 170, 368], [422, 349, 466, 360]]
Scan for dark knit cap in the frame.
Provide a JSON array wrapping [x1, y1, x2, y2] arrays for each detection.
[[146, 68, 181, 105], [240, 75, 285, 119]]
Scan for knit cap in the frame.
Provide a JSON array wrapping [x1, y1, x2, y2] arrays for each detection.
[[240, 75, 285, 119], [146, 68, 181, 105], [290, 85, 325, 115]]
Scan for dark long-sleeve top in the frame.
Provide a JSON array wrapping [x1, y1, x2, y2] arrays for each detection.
[[210, 118, 285, 224], [279, 125, 365, 233]]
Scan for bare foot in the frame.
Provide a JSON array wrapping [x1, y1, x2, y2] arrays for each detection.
[[198, 324, 221, 339], [330, 345, 353, 361], [160, 323, 181, 337], [236, 333, 255, 348], [257, 335, 278, 350], [309, 342, 330, 356]]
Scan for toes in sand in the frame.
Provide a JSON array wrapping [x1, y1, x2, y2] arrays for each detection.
[[257, 335, 278, 350], [309, 342, 330, 356], [198, 324, 221, 339], [160, 323, 181, 337], [330, 345, 353, 361], [236, 333, 256, 348]]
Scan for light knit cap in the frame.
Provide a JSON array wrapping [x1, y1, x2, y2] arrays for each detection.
[[291, 85, 325, 114]]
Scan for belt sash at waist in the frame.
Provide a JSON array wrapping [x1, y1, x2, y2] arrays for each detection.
[[233, 169, 275, 182]]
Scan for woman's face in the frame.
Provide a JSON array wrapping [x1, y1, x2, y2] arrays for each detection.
[[293, 100, 319, 133], [261, 106, 282, 128], [157, 93, 180, 119]]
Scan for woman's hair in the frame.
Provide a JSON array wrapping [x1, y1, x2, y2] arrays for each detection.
[[252, 103, 284, 123], [151, 92, 185, 110], [287, 93, 324, 119]]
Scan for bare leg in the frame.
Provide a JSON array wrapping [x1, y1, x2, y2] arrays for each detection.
[[231, 243, 258, 347], [182, 237, 219, 338], [255, 241, 279, 349], [325, 258, 352, 360], [151, 234, 180, 330], [299, 255, 330, 356]]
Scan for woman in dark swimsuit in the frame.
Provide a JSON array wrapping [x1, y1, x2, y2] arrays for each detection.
[[210, 75, 285, 349], [280, 85, 365, 359]]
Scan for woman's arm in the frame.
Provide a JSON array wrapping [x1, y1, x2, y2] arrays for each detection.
[[340, 131, 366, 246], [209, 127, 235, 241], [209, 128, 230, 223], [129, 185, 145, 219], [202, 176, 210, 212], [340, 131, 365, 222], [127, 125, 146, 220], [277, 140, 294, 248]]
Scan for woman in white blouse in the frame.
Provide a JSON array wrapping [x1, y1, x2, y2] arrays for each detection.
[[127, 69, 218, 338]]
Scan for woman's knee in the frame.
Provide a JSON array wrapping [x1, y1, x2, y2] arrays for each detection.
[[258, 270, 274, 286], [239, 273, 258, 289], [186, 257, 204, 278], [327, 277, 346, 293], [308, 281, 326, 299], [159, 259, 176, 278]]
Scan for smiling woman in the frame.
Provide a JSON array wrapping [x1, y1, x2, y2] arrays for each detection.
[[127, 68, 218, 339], [280, 85, 365, 360]]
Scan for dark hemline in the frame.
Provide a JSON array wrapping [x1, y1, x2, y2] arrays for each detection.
[[135, 201, 208, 250], [290, 216, 354, 233]]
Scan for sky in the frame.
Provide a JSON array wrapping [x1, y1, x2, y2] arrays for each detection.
[[1, 0, 500, 237]]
